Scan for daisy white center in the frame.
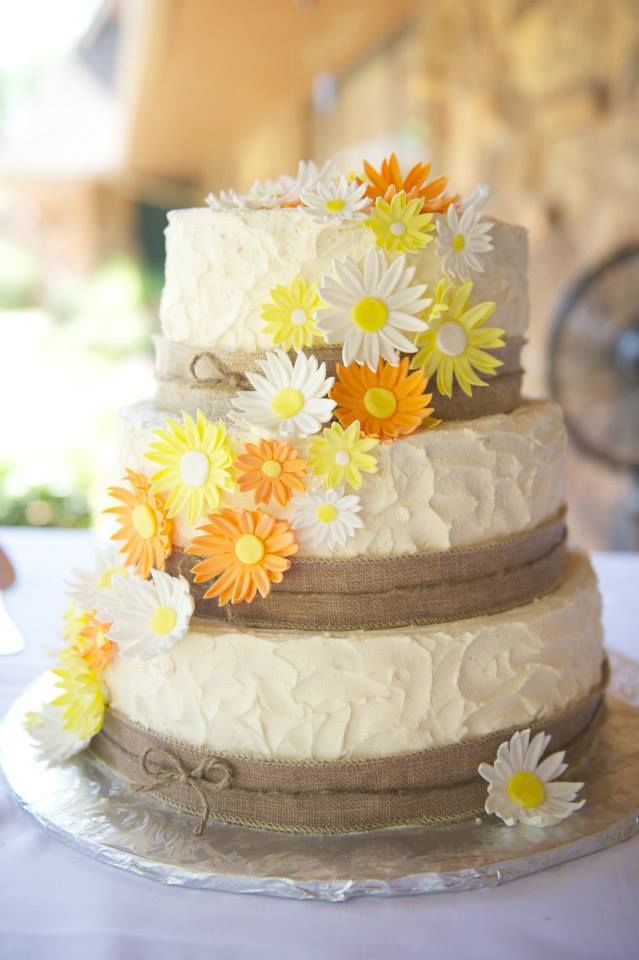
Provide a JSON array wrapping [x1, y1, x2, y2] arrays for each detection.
[[290, 307, 308, 326], [179, 450, 210, 487], [334, 451, 350, 466], [436, 321, 468, 356], [390, 222, 406, 236]]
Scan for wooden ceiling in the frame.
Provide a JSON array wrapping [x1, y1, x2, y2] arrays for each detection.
[[119, 0, 418, 181]]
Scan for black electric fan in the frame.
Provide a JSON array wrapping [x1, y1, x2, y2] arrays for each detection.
[[549, 244, 639, 550]]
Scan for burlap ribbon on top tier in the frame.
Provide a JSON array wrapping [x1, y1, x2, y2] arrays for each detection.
[[90, 660, 607, 834], [166, 510, 567, 632], [153, 335, 525, 422]]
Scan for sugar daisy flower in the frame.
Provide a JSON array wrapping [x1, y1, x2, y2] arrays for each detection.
[[318, 247, 430, 371], [235, 438, 307, 507], [365, 191, 435, 254], [105, 470, 173, 578], [51, 652, 106, 741], [360, 153, 457, 213], [146, 410, 235, 525], [66, 543, 133, 611], [230, 349, 335, 439], [25, 704, 91, 764], [478, 728, 585, 828], [96, 569, 194, 661], [261, 276, 325, 351], [437, 191, 494, 279], [411, 280, 503, 398], [63, 606, 116, 674], [290, 487, 363, 552], [309, 421, 378, 490], [186, 508, 297, 605], [301, 175, 369, 221]]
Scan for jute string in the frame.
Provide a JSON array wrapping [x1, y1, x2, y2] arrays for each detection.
[[166, 510, 567, 631], [153, 335, 524, 423], [90, 660, 607, 834]]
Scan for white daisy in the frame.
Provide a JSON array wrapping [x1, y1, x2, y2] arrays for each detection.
[[301, 175, 369, 221], [205, 188, 245, 211], [478, 728, 585, 828], [66, 544, 133, 611], [290, 487, 363, 551], [318, 247, 430, 370], [288, 159, 340, 202], [25, 704, 90, 765], [230, 349, 335, 439], [460, 183, 491, 211], [436, 192, 494, 279], [96, 569, 194, 661]]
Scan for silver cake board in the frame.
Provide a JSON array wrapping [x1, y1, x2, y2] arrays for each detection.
[[1, 653, 638, 902]]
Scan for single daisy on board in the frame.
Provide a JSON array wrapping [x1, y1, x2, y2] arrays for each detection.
[[290, 487, 363, 552], [51, 652, 106, 741], [146, 410, 235, 525], [479, 728, 585, 828], [365, 191, 435, 254], [308, 421, 378, 490], [25, 704, 91, 765], [261, 276, 325, 351], [230, 350, 335, 439], [186, 508, 298, 606], [301, 175, 369, 221], [235, 438, 307, 507], [318, 248, 430, 370], [437, 188, 494, 279], [66, 543, 132, 611], [360, 152, 457, 213], [105, 470, 173, 579], [331, 357, 438, 442], [411, 280, 504, 398], [96, 569, 194, 661]]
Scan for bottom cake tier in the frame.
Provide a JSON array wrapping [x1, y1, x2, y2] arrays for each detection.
[[102, 550, 604, 764]]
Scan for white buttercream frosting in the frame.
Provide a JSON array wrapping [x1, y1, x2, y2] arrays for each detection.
[[116, 399, 566, 559], [159, 208, 528, 350], [103, 551, 604, 762]]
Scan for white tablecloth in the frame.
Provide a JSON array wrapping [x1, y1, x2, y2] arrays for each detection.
[[1, 527, 638, 960]]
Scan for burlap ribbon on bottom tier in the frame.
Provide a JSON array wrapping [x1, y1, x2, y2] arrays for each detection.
[[90, 661, 607, 835], [153, 335, 525, 422], [167, 510, 567, 631]]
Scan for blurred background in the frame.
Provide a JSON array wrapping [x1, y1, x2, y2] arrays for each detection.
[[0, 0, 638, 549]]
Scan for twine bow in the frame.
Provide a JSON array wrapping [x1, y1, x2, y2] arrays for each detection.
[[188, 351, 247, 390], [131, 746, 232, 835]]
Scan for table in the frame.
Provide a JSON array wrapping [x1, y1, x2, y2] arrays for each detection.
[[1, 527, 638, 960]]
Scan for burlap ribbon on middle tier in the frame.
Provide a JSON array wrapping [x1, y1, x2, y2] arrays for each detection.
[[166, 510, 567, 632], [153, 335, 525, 422]]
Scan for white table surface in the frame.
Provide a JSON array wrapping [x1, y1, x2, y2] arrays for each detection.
[[1, 527, 638, 960]]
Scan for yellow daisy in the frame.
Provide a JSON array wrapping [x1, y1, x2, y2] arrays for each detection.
[[411, 280, 504, 398], [309, 421, 378, 490], [146, 410, 235, 525], [261, 276, 325, 350], [51, 651, 106, 740], [365, 191, 435, 254]]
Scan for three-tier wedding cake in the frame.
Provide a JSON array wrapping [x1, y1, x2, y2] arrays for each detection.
[[30, 155, 606, 834]]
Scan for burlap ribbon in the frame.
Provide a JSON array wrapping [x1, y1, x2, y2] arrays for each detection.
[[166, 511, 567, 631], [90, 661, 607, 834], [153, 335, 524, 422]]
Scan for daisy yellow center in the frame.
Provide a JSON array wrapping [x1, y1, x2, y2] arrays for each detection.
[[262, 459, 282, 478], [271, 387, 305, 419], [97, 566, 129, 589], [131, 504, 157, 540], [325, 198, 346, 213], [352, 297, 388, 333], [149, 606, 177, 636], [363, 386, 397, 419], [234, 533, 265, 566], [390, 221, 407, 236], [290, 308, 308, 327], [451, 232, 466, 252], [507, 771, 546, 809], [316, 503, 338, 523], [436, 321, 468, 357], [179, 450, 210, 487]]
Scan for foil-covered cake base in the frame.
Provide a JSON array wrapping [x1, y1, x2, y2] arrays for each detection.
[[1, 653, 638, 902]]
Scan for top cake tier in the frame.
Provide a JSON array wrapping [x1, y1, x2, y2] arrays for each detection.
[[159, 208, 528, 352]]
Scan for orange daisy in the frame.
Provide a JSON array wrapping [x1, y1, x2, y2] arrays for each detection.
[[186, 508, 298, 606], [105, 469, 173, 578], [235, 439, 307, 507], [360, 152, 457, 214], [330, 357, 438, 442], [69, 612, 116, 673]]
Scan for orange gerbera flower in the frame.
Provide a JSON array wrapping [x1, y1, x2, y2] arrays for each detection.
[[70, 612, 116, 673], [186, 508, 298, 606], [330, 357, 438, 442], [105, 469, 173, 578], [360, 152, 458, 214], [235, 439, 307, 507]]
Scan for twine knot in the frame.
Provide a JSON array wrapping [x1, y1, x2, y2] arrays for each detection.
[[189, 351, 246, 390], [131, 746, 232, 836]]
